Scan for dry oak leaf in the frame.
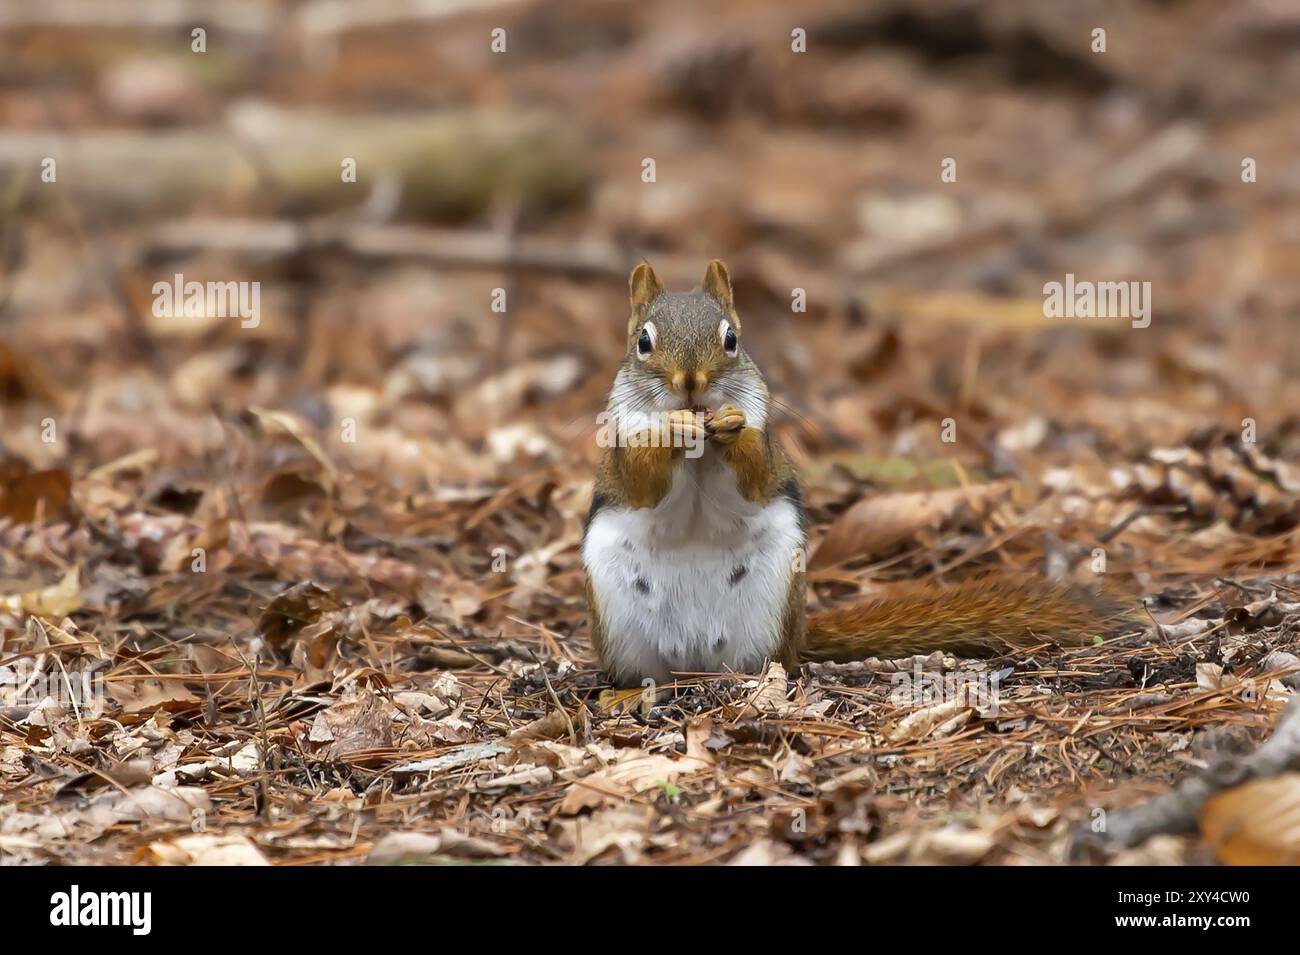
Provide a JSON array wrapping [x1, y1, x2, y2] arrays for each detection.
[[258, 581, 345, 648], [809, 483, 1009, 570], [307, 690, 395, 758], [550, 805, 663, 865], [1200, 773, 1300, 865], [557, 751, 711, 814]]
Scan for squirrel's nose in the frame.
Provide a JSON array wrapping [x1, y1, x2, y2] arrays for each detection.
[[669, 369, 710, 406], [669, 370, 709, 400]]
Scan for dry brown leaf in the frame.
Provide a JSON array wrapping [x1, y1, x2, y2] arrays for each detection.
[[425, 574, 487, 626], [598, 686, 651, 715], [0, 567, 82, 618], [0, 459, 72, 524], [775, 748, 815, 785], [258, 581, 345, 648], [739, 661, 793, 717], [2, 786, 213, 847], [1195, 662, 1224, 691], [144, 833, 270, 866], [366, 829, 505, 864], [307, 690, 395, 758], [888, 696, 973, 743], [292, 623, 340, 686], [160, 516, 230, 574], [188, 642, 241, 674], [506, 708, 572, 741], [1200, 773, 1300, 865], [729, 838, 814, 866], [106, 678, 201, 714], [684, 715, 715, 762], [913, 825, 997, 864], [557, 752, 710, 815], [249, 406, 338, 491], [861, 824, 996, 864], [809, 483, 1009, 570], [550, 805, 662, 865], [0, 342, 59, 404]]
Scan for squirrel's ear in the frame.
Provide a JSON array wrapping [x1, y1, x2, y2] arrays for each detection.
[[701, 259, 739, 330], [628, 261, 664, 332]]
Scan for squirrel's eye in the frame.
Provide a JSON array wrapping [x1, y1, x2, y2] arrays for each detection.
[[720, 320, 738, 357], [636, 323, 655, 360]]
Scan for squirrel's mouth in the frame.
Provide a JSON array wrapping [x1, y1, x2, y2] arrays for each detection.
[[690, 404, 708, 414]]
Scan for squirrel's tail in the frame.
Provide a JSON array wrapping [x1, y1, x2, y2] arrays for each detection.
[[801, 577, 1134, 663]]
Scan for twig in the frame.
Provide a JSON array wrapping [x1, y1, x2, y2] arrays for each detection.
[[526, 649, 577, 746]]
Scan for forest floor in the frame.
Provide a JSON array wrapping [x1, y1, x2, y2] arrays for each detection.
[[2, 0, 1300, 864]]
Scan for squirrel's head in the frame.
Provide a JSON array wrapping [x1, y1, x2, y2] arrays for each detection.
[[612, 259, 767, 424]]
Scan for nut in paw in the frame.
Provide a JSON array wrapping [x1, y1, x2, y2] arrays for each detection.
[[705, 404, 746, 445], [664, 408, 707, 456]]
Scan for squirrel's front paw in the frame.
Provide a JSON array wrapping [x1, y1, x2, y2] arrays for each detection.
[[705, 405, 746, 445]]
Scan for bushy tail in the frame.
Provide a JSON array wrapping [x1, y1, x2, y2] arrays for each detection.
[[802, 577, 1134, 663]]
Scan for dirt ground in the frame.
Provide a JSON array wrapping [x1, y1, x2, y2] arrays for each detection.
[[1, 0, 1299, 865]]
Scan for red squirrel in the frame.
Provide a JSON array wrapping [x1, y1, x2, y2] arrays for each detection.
[[582, 260, 1129, 686]]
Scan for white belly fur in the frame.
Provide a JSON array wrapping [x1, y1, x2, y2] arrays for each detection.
[[583, 449, 804, 684]]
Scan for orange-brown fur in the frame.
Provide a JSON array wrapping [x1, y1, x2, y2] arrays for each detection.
[[721, 425, 783, 503], [800, 577, 1134, 663], [594, 409, 705, 510], [614, 442, 680, 510]]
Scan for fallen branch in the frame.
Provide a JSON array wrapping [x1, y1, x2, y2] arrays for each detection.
[[0, 0, 528, 37], [145, 217, 718, 291], [1079, 696, 1300, 851], [1, 108, 588, 221]]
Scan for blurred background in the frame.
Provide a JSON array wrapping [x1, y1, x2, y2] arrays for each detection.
[[3, 0, 1300, 865]]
